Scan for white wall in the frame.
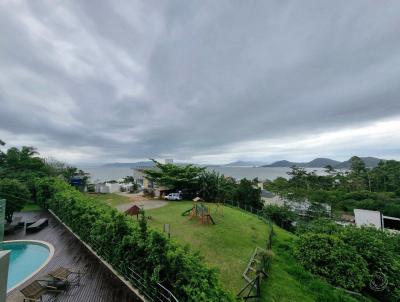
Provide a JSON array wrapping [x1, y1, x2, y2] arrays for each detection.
[[354, 209, 382, 229], [0, 250, 10, 302], [106, 183, 120, 193]]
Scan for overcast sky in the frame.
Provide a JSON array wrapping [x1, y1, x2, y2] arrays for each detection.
[[1, 0, 400, 165]]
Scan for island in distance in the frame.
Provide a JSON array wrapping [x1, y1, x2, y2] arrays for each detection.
[[261, 157, 382, 169]]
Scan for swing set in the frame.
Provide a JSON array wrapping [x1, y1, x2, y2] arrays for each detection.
[[181, 200, 225, 225]]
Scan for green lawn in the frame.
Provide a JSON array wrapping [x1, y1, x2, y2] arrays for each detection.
[[85, 193, 131, 207], [146, 201, 268, 292], [21, 202, 42, 212], [145, 202, 363, 302]]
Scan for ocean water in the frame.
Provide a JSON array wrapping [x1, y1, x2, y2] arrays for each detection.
[[81, 166, 326, 182]]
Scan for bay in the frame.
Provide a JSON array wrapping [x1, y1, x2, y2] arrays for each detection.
[[80, 166, 326, 183]]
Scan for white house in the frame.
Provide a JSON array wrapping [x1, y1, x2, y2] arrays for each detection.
[[95, 183, 121, 194]]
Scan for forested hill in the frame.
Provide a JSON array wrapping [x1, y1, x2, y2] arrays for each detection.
[[263, 157, 382, 168]]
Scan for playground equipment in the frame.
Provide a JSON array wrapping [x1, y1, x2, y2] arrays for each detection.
[[214, 202, 224, 217], [182, 201, 215, 225]]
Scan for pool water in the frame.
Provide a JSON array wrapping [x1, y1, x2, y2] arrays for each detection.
[[0, 242, 50, 290]]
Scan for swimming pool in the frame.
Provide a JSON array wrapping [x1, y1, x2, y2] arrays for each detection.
[[0, 240, 54, 292]]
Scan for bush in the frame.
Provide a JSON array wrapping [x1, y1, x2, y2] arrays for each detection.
[[294, 233, 369, 291], [34, 177, 234, 301], [261, 205, 295, 230], [339, 226, 400, 301], [0, 178, 30, 222], [296, 220, 400, 301], [295, 218, 340, 235]]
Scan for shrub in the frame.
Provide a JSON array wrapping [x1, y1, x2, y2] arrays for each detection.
[[34, 177, 234, 301], [0, 178, 30, 222], [296, 219, 400, 301], [294, 233, 369, 291], [261, 205, 295, 230], [339, 226, 400, 301]]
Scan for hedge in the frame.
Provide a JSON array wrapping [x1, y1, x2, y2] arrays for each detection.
[[34, 177, 235, 302]]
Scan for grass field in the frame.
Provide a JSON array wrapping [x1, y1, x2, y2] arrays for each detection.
[[145, 201, 362, 302], [21, 202, 42, 212], [85, 193, 131, 207]]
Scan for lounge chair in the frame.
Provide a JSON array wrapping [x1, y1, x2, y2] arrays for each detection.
[[48, 267, 82, 286], [20, 280, 63, 302], [4, 216, 23, 234], [26, 218, 48, 233]]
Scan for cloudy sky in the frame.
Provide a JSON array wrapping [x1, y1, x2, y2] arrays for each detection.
[[1, 0, 400, 164]]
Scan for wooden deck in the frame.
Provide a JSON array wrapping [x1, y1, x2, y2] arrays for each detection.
[[5, 211, 143, 302]]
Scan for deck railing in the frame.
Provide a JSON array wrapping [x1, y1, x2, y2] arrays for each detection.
[[89, 241, 179, 302], [50, 209, 178, 302]]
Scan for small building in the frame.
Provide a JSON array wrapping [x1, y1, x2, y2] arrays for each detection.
[[132, 159, 173, 197], [95, 182, 121, 194], [354, 209, 400, 231]]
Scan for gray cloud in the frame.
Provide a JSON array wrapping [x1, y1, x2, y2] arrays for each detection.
[[1, 0, 400, 164]]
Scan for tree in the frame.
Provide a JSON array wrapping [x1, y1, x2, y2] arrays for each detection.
[[261, 205, 295, 230], [143, 160, 205, 192], [233, 178, 262, 209], [287, 166, 309, 189], [199, 170, 224, 201], [0, 179, 30, 222], [324, 164, 335, 174], [0, 146, 52, 185], [123, 176, 135, 184]]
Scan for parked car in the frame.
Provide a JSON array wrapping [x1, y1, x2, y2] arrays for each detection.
[[164, 193, 182, 201]]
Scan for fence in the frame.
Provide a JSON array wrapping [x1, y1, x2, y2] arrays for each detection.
[[50, 210, 178, 302], [224, 200, 274, 301], [84, 238, 179, 302]]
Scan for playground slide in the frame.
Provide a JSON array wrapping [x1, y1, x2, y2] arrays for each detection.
[[181, 207, 194, 216], [208, 215, 216, 225]]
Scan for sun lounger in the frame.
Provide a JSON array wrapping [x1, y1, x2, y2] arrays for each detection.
[[26, 218, 48, 233], [20, 280, 63, 302], [48, 266, 82, 286], [4, 216, 23, 234]]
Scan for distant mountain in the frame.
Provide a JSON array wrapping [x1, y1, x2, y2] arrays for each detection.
[[263, 157, 383, 169], [264, 160, 300, 167], [334, 157, 382, 169], [303, 158, 341, 168], [224, 160, 266, 167], [102, 161, 155, 168]]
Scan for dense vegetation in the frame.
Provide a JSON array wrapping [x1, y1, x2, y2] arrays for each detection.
[[34, 177, 234, 301], [294, 219, 400, 301], [145, 202, 359, 302], [267, 156, 400, 217], [0, 143, 78, 220]]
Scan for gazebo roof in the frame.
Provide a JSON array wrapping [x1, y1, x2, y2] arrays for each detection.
[[125, 204, 141, 216]]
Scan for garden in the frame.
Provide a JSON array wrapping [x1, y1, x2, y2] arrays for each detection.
[[140, 201, 362, 302]]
